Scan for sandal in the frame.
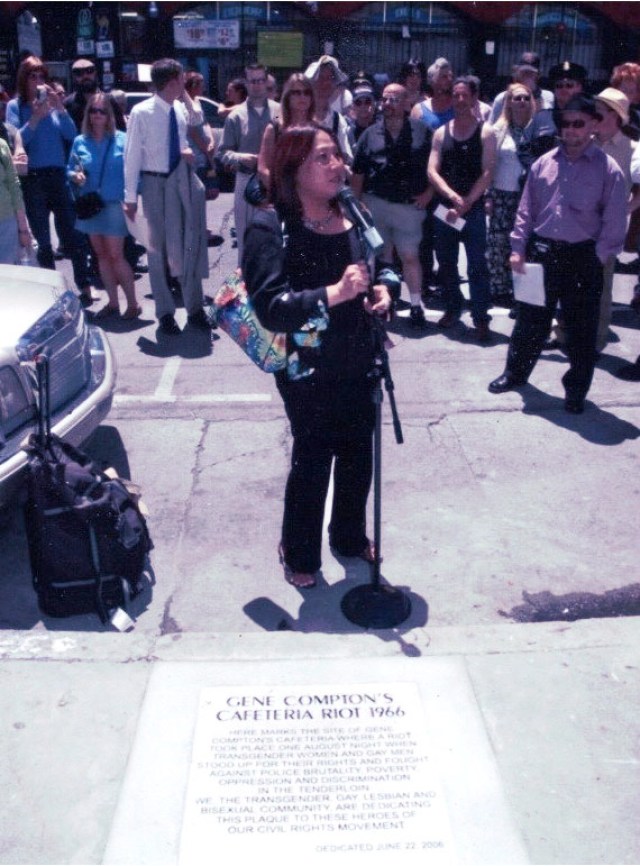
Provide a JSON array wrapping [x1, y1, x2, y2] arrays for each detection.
[[94, 304, 119, 319], [278, 543, 316, 589], [330, 539, 382, 564], [122, 305, 142, 320]]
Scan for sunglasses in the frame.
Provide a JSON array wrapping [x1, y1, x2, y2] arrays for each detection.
[[354, 98, 374, 106], [559, 118, 587, 129], [555, 81, 578, 89], [289, 89, 311, 96], [511, 95, 531, 103], [88, 107, 107, 115], [28, 72, 46, 80]]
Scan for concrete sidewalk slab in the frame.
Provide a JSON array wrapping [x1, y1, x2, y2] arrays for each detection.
[[0, 620, 638, 865]]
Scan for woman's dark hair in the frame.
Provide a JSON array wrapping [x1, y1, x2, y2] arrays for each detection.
[[280, 73, 315, 127], [16, 55, 48, 103], [226, 77, 248, 104], [399, 60, 426, 89], [184, 71, 204, 96], [272, 123, 343, 223]]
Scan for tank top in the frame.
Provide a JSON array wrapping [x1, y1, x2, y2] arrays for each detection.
[[439, 121, 484, 202]]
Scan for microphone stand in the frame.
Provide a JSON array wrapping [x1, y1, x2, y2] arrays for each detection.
[[340, 223, 412, 629]]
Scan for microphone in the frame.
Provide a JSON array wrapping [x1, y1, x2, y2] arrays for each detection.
[[337, 187, 384, 256]]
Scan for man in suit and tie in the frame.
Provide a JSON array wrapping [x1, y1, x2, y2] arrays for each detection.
[[124, 58, 209, 335]]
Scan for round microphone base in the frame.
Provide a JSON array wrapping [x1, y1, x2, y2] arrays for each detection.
[[341, 583, 412, 629]]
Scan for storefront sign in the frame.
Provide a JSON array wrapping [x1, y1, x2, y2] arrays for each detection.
[[76, 38, 95, 56], [96, 40, 115, 59], [17, 11, 42, 57], [173, 19, 240, 49], [258, 31, 304, 68]]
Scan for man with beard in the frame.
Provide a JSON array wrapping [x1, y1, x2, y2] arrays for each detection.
[[64, 59, 99, 128]]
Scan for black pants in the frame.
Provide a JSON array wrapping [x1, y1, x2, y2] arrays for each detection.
[[506, 237, 603, 401], [21, 169, 92, 289], [276, 374, 375, 573]]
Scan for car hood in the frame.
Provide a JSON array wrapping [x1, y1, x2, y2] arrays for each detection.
[[0, 266, 69, 349]]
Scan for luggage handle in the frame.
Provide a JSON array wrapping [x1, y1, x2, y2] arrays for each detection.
[[35, 353, 51, 448]]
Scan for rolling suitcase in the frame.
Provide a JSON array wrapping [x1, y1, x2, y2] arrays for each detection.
[[23, 354, 153, 625]]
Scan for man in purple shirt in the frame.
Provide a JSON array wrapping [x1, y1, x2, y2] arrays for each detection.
[[488, 95, 627, 414]]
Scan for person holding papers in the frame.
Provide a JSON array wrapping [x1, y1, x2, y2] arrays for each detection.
[[427, 76, 496, 341], [488, 95, 627, 414]]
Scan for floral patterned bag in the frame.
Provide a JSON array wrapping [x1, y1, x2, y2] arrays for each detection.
[[207, 270, 287, 373]]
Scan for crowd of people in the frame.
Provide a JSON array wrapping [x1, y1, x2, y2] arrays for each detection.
[[2, 47, 640, 587]]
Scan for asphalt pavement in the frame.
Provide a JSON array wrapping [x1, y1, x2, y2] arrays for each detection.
[[0, 193, 639, 865]]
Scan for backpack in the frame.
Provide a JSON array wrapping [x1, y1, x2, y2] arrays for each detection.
[[23, 356, 152, 625]]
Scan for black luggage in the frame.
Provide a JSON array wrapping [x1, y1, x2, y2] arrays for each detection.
[[23, 354, 153, 624]]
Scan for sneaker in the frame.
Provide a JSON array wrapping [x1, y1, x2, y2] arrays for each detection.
[[409, 305, 428, 329]]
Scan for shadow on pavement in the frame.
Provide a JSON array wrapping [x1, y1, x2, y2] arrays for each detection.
[[499, 583, 640, 623], [520, 384, 640, 444], [136, 327, 218, 360], [243, 568, 429, 657]]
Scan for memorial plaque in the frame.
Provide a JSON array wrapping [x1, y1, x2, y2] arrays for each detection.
[[179, 682, 455, 863]]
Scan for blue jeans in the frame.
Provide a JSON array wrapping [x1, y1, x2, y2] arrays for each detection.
[[433, 204, 491, 324], [21, 169, 92, 289]]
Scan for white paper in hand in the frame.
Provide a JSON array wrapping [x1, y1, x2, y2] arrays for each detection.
[[513, 263, 545, 306], [434, 203, 466, 232]]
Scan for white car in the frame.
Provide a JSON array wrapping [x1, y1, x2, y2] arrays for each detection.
[[0, 265, 116, 507]]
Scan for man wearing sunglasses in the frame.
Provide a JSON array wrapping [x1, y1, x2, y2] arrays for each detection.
[[488, 95, 627, 414], [64, 58, 99, 129]]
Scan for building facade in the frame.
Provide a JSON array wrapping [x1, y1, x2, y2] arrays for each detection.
[[0, 2, 639, 102]]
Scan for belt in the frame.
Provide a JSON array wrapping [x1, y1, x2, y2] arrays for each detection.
[[534, 234, 595, 250], [27, 167, 64, 176], [141, 170, 169, 178]]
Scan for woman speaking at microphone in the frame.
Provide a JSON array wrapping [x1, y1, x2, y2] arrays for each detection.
[[243, 124, 392, 589]]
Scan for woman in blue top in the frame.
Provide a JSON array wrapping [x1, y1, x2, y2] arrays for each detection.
[[68, 92, 140, 319], [7, 55, 95, 303]]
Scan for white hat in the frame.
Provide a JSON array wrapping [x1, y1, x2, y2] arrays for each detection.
[[304, 55, 349, 86], [595, 87, 630, 125]]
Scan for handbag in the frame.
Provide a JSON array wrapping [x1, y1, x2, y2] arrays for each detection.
[[74, 191, 105, 220], [73, 138, 113, 220], [208, 270, 286, 373]]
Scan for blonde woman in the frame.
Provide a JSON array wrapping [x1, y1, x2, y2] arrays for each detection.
[[258, 73, 315, 194], [486, 82, 537, 305], [68, 92, 140, 319]]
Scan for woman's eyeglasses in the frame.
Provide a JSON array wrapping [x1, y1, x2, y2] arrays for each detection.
[[289, 89, 311, 96], [88, 107, 107, 115], [511, 95, 531, 103], [559, 118, 586, 129]]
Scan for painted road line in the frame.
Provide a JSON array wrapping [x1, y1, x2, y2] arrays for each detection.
[[154, 357, 182, 400]]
